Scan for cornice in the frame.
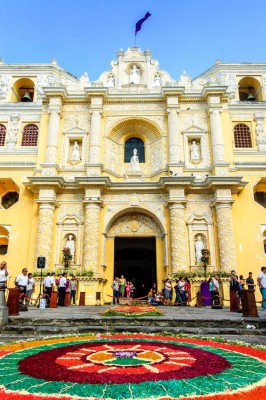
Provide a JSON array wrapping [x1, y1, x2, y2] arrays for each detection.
[[43, 87, 68, 100]]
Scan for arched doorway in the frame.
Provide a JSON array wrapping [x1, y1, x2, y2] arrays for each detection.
[[114, 237, 156, 297], [104, 210, 166, 302]]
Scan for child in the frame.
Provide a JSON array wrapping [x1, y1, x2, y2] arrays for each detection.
[[129, 282, 135, 298], [125, 282, 131, 297]]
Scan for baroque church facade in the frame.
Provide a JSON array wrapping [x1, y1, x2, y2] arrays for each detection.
[[0, 47, 266, 303]]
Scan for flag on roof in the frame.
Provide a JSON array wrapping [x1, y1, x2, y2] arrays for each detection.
[[135, 12, 151, 36]]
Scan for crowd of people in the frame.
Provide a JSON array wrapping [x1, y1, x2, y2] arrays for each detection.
[[0, 262, 79, 308], [111, 275, 136, 304], [147, 278, 191, 306], [1, 260, 266, 310]]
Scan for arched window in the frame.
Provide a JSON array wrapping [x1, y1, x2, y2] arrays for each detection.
[[234, 124, 252, 148], [124, 138, 144, 163], [0, 124, 6, 146], [21, 124, 38, 146]]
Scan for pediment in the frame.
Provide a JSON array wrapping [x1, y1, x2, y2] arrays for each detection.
[[184, 125, 206, 133], [64, 126, 87, 135]]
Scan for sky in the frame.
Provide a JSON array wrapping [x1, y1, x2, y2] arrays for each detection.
[[0, 0, 266, 81]]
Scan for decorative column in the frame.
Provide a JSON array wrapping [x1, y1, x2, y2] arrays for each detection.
[[168, 187, 189, 272], [89, 109, 102, 163], [45, 97, 62, 165], [214, 189, 237, 272], [83, 203, 101, 273], [35, 201, 56, 269], [169, 203, 189, 271]]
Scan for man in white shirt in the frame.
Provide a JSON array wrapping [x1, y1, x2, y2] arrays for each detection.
[[26, 273, 35, 305], [0, 261, 8, 290], [257, 266, 266, 310], [43, 273, 52, 306], [58, 273, 67, 306], [15, 268, 28, 304]]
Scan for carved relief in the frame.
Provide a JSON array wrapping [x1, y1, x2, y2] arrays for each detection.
[[58, 204, 83, 220], [215, 205, 237, 271], [57, 193, 83, 201], [0, 75, 11, 101], [62, 113, 90, 132], [169, 144, 180, 162], [103, 139, 120, 171], [180, 113, 208, 131], [104, 103, 164, 112], [150, 139, 163, 171], [83, 205, 100, 271], [35, 204, 55, 268], [45, 145, 57, 163], [213, 144, 225, 162], [89, 145, 100, 162], [63, 104, 90, 112], [169, 205, 189, 271], [35, 76, 48, 101], [7, 113, 20, 145], [108, 214, 161, 237]]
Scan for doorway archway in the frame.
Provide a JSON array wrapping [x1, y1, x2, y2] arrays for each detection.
[[114, 237, 156, 297]]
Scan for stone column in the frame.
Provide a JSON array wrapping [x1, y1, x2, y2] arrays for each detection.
[[214, 189, 237, 272], [168, 108, 181, 163], [35, 203, 56, 269], [89, 110, 102, 163], [169, 203, 189, 271], [83, 203, 101, 273], [209, 108, 226, 163]]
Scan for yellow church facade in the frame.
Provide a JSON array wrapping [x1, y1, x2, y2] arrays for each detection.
[[0, 48, 266, 304]]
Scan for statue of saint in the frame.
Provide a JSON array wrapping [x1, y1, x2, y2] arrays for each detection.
[[195, 235, 204, 264], [66, 234, 75, 260], [130, 65, 140, 84], [128, 148, 141, 172], [190, 140, 200, 161], [154, 74, 162, 87], [70, 141, 81, 161], [106, 74, 115, 87]]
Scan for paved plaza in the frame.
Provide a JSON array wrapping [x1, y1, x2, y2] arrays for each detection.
[[1, 304, 265, 346]]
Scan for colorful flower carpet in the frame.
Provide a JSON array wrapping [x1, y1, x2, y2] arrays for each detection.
[[0, 333, 265, 399], [103, 305, 163, 317]]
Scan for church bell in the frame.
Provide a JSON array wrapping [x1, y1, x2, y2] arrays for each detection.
[[246, 89, 256, 102], [21, 92, 32, 102]]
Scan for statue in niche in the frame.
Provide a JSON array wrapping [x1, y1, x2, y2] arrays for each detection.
[[66, 234, 75, 260], [195, 235, 204, 264], [128, 148, 141, 172], [190, 140, 200, 161], [106, 74, 115, 87], [130, 65, 140, 84], [154, 74, 162, 87], [70, 141, 81, 161]]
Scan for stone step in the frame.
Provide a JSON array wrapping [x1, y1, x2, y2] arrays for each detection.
[[2, 324, 266, 337], [6, 317, 265, 328]]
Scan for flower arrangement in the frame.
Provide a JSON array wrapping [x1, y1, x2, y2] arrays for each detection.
[[62, 247, 72, 269], [104, 305, 163, 317], [201, 248, 210, 276], [0, 333, 265, 400]]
